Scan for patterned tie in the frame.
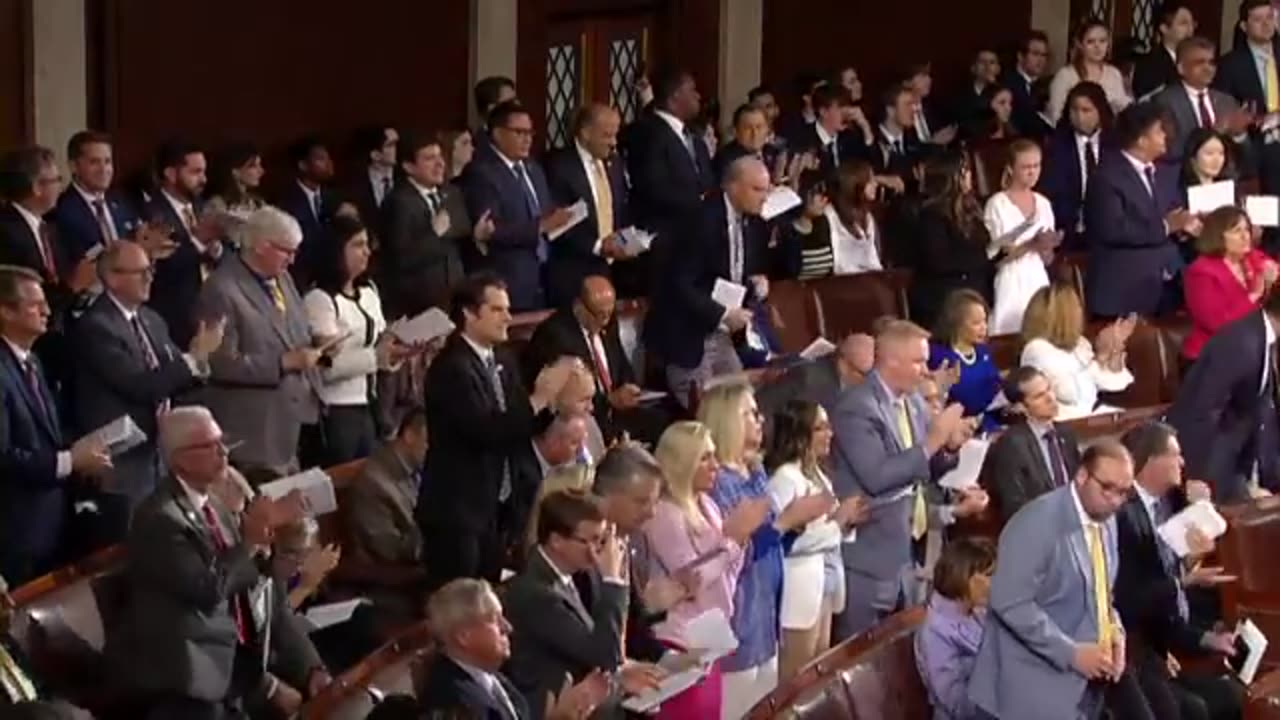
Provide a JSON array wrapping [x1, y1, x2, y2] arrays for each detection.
[[485, 354, 513, 502], [1267, 54, 1280, 113], [267, 278, 287, 314], [200, 503, 250, 644], [1197, 91, 1214, 129], [425, 189, 440, 217], [35, 222, 57, 281], [896, 399, 928, 540], [589, 332, 613, 393], [1143, 165, 1158, 204], [592, 160, 615, 237], [131, 315, 160, 370], [1087, 523, 1114, 649], [22, 360, 48, 423], [92, 198, 115, 244], [1044, 428, 1068, 488], [729, 216, 745, 285]]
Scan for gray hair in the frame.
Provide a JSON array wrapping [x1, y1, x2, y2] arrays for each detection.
[[541, 411, 587, 440], [427, 578, 501, 640], [724, 156, 769, 186], [157, 405, 217, 459], [240, 205, 302, 252], [592, 443, 663, 497]]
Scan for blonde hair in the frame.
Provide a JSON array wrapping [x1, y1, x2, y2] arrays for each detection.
[[524, 464, 594, 550], [1020, 281, 1084, 351], [697, 381, 756, 467], [654, 421, 714, 530]]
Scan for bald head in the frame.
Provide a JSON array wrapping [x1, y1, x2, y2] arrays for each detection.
[[99, 240, 153, 307], [575, 103, 621, 160], [725, 157, 771, 216], [576, 274, 616, 332], [836, 332, 874, 383]]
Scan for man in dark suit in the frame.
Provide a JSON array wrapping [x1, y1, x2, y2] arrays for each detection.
[[1113, 421, 1246, 720], [1039, 97, 1104, 251], [471, 75, 518, 163], [873, 85, 925, 192], [1135, 3, 1197, 99], [1153, 37, 1254, 168], [346, 125, 399, 231], [791, 84, 870, 178], [71, 241, 222, 539], [1003, 30, 1051, 136], [379, 133, 483, 318], [756, 332, 875, 420], [544, 104, 633, 307], [644, 158, 770, 405], [714, 104, 771, 180], [522, 275, 640, 440], [418, 272, 572, 590], [146, 140, 223, 348], [1084, 102, 1197, 319], [112, 405, 328, 719], [1167, 296, 1280, 502], [0, 267, 110, 586], [277, 136, 339, 288], [50, 131, 141, 264], [979, 366, 1082, 525], [1214, 0, 1280, 192], [462, 102, 572, 311]]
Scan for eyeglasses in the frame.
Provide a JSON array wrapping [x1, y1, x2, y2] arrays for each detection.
[[1087, 472, 1133, 500]]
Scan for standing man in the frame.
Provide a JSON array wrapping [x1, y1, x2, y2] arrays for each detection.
[[969, 440, 1145, 720], [1214, 0, 1280, 194], [347, 125, 399, 231], [278, 136, 338, 288], [1153, 37, 1253, 167], [1135, 3, 1197, 99], [51, 130, 141, 263], [197, 207, 321, 479], [1005, 30, 1052, 136]]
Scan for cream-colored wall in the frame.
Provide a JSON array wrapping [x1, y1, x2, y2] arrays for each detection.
[[719, 0, 764, 120], [31, 0, 86, 153], [1031, 0, 1072, 69], [469, 0, 519, 128]]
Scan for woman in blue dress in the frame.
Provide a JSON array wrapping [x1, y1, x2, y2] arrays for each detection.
[[928, 289, 1003, 433]]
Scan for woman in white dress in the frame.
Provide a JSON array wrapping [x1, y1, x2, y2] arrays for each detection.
[[1019, 281, 1135, 420], [1046, 19, 1132, 125], [983, 140, 1061, 335]]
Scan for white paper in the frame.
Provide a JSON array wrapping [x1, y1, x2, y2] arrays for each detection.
[[1187, 180, 1236, 214], [547, 200, 588, 240], [1156, 500, 1227, 558], [389, 307, 454, 344], [302, 598, 366, 631], [938, 439, 990, 490], [800, 337, 836, 360], [616, 226, 655, 257], [1246, 195, 1280, 228], [621, 608, 739, 711], [761, 186, 802, 221], [1236, 618, 1268, 685], [87, 415, 147, 456], [622, 655, 712, 712], [636, 390, 668, 404], [258, 468, 338, 516], [711, 278, 747, 309]]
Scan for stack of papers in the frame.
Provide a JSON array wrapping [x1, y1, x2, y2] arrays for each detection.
[[259, 468, 338, 515], [617, 226, 655, 257], [548, 200, 589, 240], [388, 307, 454, 344], [1187, 180, 1235, 214], [302, 598, 367, 631], [88, 415, 147, 456], [938, 439, 990, 490], [711, 278, 747, 309], [761, 186, 802, 221], [622, 608, 738, 712], [1233, 618, 1268, 684], [799, 337, 836, 360], [1156, 500, 1227, 558]]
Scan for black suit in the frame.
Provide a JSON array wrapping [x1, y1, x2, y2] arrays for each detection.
[[1003, 69, 1041, 140], [0, 204, 72, 307], [144, 195, 221, 349], [978, 420, 1081, 524], [1214, 40, 1280, 195], [1167, 310, 1280, 502], [522, 306, 635, 438], [377, 180, 470, 318], [624, 109, 714, 242], [1114, 493, 1245, 720], [346, 170, 390, 233], [543, 146, 631, 307], [1134, 47, 1179, 100], [870, 126, 924, 191], [276, 181, 337, 289], [791, 124, 872, 179], [418, 334, 544, 589], [419, 654, 532, 720]]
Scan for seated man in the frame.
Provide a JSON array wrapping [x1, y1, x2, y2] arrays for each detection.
[[756, 332, 874, 420]]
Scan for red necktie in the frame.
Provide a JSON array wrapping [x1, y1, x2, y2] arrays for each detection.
[[1197, 92, 1213, 129], [200, 503, 250, 644], [589, 333, 613, 393]]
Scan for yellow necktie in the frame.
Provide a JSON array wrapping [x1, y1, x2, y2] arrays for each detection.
[[897, 399, 928, 540], [593, 160, 615, 237], [1087, 523, 1113, 648], [1267, 54, 1280, 113], [268, 278, 287, 314], [0, 644, 37, 702]]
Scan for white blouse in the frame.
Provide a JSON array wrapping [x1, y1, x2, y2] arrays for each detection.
[[303, 284, 389, 407], [768, 462, 845, 629], [824, 205, 883, 275], [1046, 64, 1132, 126], [1020, 336, 1134, 420]]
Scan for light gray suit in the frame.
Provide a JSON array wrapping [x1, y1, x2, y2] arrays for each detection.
[[968, 483, 1122, 720], [1151, 83, 1249, 167], [829, 370, 957, 640], [197, 256, 320, 476]]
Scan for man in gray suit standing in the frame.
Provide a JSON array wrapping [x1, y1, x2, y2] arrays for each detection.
[[969, 440, 1142, 720], [197, 206, 322, 479], [1152, 37, 1254, 168], [830, 320, 975, 640]]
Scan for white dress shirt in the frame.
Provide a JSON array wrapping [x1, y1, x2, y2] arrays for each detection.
[[74, 181, 118, 242], [823, 205, 882, 275], [1121, 151, 1156, 196], [1183, 83, 1216, 127], [297, 180, 322, 221], [369, 167, 393, 207]]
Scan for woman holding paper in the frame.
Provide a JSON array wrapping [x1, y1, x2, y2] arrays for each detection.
[[1183, 206, 1278, 360], [1178, 129, 1236, 263], [303, 216, 410, 463], [983, 139, 1059, 336]]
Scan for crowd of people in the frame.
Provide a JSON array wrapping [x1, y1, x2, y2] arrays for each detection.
[[5, 1, 1280, 718]]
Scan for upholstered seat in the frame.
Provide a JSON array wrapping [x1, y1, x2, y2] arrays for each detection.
[[768, 280, 822, 354], [808, 269, 912, 341]]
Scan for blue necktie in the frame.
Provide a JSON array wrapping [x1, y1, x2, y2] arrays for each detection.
[[514, 162, 548, 262]]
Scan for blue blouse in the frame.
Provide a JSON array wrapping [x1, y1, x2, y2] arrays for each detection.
[[928, 343, 1002, 432], [708, 465, 788, 672]]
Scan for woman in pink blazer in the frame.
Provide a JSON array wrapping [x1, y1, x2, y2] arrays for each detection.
[[1183, 205, 1278, 360]]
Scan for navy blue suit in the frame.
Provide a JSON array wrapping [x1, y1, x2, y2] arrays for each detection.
[[277, 181, 337, 289], [644, 193, 769, 369], [1038, 128, 1095, 251], [1083, 150, 1182, 317], [462, 154, 554, 311], [1003, 70, 1039, 140], [0, 342, 69, 586], [543, 147, 630, 308], [50, 187, 141, 262], [144, 196, 220, 348], [1167, 310, 1280, 503]]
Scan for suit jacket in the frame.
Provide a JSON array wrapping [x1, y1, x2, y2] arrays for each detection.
[[276, 181, 337, 288], [1134, 48, 1179, 100], [968, 484, 1122, 720], [420, 654, 532, 720], [503, 550, 626, 720], [197, 256, 320, 474], [1167, 310, 1280, 501], [643, 192, 770, 369], [544, 146, 631, 308], [378, 180, 471, 318], [1213, 41, 1280, 111], [346, 442, 422, 566], [624, 109, 715, 241], [789, 124, 871, 178], [1152, 84, 1247, 167], [830, 370, 957, 585], [50, 186, 141, 261], [1084, 150, 1182, 317], [462, 154, 554, 311], [0, 342, 67, 585], [0, 204, 73, 307], [70, 293, 200, 505], [712, 140, 761, 181], [1003, 69, 1041, 142], [979, 420, 1082, 525], [1039, 128, 1093, 251], [1114, 493, 1204, 660], [145, 194, 220, 348], [111, 477, 322, 703], [418, 334, 541, 533], [346, 170, 390, 235], [522, 307, 634, 435]]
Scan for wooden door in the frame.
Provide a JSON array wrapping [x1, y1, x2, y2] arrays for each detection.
[[543, 13, 653, 150]]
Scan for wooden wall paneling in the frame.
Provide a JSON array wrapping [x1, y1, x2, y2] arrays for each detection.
[[0, 0, 33, 148]]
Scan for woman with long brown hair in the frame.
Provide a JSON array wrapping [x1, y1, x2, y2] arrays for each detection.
[[789, 160, 883, 279], [908, 153, 994, 328], [1046, 18, 1132, 124]]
